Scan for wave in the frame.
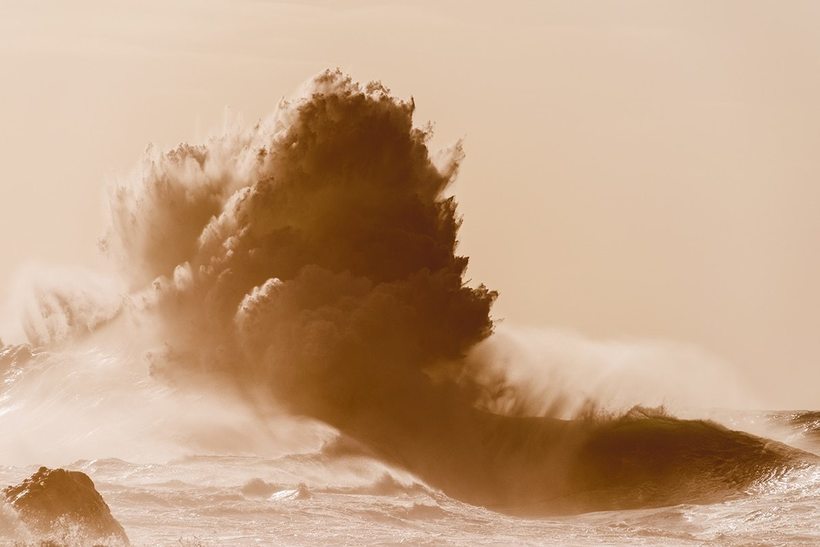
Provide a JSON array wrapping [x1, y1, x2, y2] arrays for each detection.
[[343, 474, 430, 497], [3, 71, 816, 522], [341, 404, 816, 516], [321, 473, 432, 498], [555, 410, 814, 512], [240, 478, 313, 502], [768, 411, 820, 441], [3, 310, 813, 517], [240, 478, 281, 498], [269, 483, 311, 502]]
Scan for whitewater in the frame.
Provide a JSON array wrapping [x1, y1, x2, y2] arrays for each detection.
[[1, 70, 819, 545], [1, 335, 818, 545]]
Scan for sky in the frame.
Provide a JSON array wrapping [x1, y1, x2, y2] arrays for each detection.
[[1, 0, 819, 408]]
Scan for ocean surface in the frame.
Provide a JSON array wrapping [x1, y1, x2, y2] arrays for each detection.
[[4, 70, 817, 545], [1, 345, 819, 546]]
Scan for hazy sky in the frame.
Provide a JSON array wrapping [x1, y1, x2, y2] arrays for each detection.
[[1, 0, 819, 408]]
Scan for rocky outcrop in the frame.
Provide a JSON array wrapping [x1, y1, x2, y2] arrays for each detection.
[[3, 466, 129, 545]]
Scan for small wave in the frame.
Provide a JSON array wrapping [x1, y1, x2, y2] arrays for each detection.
[[771, 410, 820, 438], [763, 410, 820, 455], [358, 473, 429, 497], [68, 457, 134, 471], [321, 473, 431, 498], [318, 435, 376, 459], [269, 483, 311, 501], [240, 478, 281, 498]]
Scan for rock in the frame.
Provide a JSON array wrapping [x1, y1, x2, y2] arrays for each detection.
[[3, 466, 129, 545]]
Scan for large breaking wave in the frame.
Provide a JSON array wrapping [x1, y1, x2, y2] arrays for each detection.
[[1, 70, 815, 516]]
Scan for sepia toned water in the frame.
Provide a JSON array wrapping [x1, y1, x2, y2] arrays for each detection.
[[1, 345, 818, 546], [1, 434, 818, 546], [3, 70, 817, 545]]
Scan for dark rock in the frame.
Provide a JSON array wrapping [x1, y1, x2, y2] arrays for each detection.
[[3, 466, 129, 545]]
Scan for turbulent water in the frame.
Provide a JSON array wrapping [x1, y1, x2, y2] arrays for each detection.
[[1, 344, 818, 546], [1, 71, 819, 544], [1, 448, 818, 546]]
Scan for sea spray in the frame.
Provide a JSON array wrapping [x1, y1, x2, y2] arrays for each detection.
[[0, 70, 813, 516]]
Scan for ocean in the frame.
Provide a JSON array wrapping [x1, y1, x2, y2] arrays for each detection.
[[1, 344, 818, 546], [2, 71, 819, 546]]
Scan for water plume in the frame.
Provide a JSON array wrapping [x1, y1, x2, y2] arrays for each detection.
[[104, 70, 495, 410], [5, 69, 812, 515]]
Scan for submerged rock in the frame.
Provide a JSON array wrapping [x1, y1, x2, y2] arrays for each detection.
[[3, 466, 129, 545]]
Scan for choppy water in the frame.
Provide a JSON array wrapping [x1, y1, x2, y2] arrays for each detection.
[[1, 344, 819, 546], [1, 413, 818, 546]]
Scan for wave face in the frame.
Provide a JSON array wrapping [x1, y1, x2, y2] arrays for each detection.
[[330, 405, 813, 515], [0, 70, 817, 538]]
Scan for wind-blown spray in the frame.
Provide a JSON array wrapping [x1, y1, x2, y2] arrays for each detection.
[[9, 70, 812, 515]]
